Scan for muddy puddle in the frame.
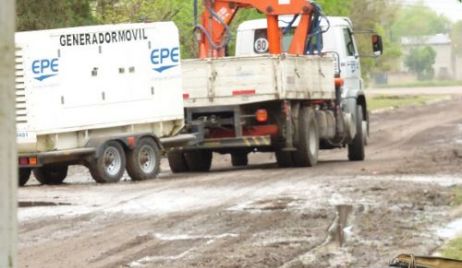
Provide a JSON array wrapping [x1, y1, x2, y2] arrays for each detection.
[[437, 218, 462, 239]]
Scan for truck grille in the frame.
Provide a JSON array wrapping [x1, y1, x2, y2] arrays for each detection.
[[15, 47, 27, 124]]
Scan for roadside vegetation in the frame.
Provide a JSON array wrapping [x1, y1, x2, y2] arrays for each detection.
[[441, 238, 462, 260], [439, 187, 462, 260], [374, 80, 462, 89], [367, 95, 449, 111], [452, 187, 462, 207]]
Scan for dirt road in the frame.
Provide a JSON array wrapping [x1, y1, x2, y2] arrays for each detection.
[[18, 93, 462, 268]]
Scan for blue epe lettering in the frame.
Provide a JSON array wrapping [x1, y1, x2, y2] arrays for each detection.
[[150, 47, 179, 65], [32, 58, 59, 81], [32, 58, 59, 74]]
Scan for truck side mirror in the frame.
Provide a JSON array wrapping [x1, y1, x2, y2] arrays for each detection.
[[372, 34, 383, 56]]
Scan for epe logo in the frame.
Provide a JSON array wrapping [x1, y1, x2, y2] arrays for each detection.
[[150, 47, 179, 73], [32, 58, 59, 81]]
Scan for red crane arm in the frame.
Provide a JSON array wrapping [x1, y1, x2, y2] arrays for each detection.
[[197, 0, 314, 58]]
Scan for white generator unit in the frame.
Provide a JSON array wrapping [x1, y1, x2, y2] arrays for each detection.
[[16, 22, 190, 185]]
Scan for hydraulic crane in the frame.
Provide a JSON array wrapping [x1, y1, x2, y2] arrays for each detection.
[[194, 0, 315, 58]]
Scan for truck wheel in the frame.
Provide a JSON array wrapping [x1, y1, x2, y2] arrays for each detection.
[[33, 165, 68, 185], [231, 152, 248, 167], [167, 150, 189, 173], [293, 107, 319, 167], [184, 150, 212, 172], [89, 141, 126, 183], [19, 168, 31, 186], [275, 151, 294, 167], [126, 138, 161, 181], [348, 105, 365, 161]]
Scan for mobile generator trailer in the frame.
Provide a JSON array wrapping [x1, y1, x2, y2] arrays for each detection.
[[16, 22, 194, 186]]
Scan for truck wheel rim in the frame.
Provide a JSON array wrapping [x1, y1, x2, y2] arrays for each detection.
[[104, 147, 121, 176], [138, 145, 156, 174], [309, 127, 317, 156]]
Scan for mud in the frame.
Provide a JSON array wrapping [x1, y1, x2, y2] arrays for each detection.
[[18, 93, 462, 268]]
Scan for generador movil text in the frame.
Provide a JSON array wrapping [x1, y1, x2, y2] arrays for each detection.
[[59, 28, 148, 47]]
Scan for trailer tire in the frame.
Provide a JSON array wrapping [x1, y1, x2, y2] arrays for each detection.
[[184, 150, 212, 172], [33, 165, 68, 185], [348, 105, 365, 161], [168, 150, 189, 173], [19, 168, 31, 186], [89, 141, 126, 183], [293, 107, 319, 167], [231, 152, 248, 167], [275, 151, 294, 167], [126, 138, 161, 181]]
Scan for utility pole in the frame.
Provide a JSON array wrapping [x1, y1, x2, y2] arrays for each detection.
[[0, 0, 17, 267]]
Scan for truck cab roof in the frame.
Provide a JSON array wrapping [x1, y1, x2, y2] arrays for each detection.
[[237, 16, 353, 32]]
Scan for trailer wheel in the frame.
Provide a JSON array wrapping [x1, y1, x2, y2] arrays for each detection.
[[33, 165, 68, 185], [89, 141, 126, 183], [126, 138, 161, 181], [231, 152, 248, 167], [19, 168, 31, 186], [293, 107, 319, 167], [167, 150, 189, 173], [184, 150, 212, 172], [348, 105, 365, 161], [275, 151, 294, 167]]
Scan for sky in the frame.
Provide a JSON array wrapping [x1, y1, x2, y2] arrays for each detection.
[[401, 0, 462, 21]]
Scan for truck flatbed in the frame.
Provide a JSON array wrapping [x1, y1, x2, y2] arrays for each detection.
[[182, 55, 335, 108]]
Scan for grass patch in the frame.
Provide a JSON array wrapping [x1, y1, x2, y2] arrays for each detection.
[[375, 80, 462, 89], [439, 188, 462, 261], [452, 187, 462, 207], [441, 237, 462, 260], [367, 95, 448, 111]]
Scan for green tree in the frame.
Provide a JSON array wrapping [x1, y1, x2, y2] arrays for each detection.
[[391, 3, 451, 41], [16, 0, 94, 31], [312, 0, 403, 80], [333, 0, 401, 80], [95, 0, 196, 57], [405, 46, 436, 80], [315, 0, 351, 16], [451, 20, 462, 56]]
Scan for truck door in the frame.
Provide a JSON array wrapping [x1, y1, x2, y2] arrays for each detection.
[[340, 27, 361, 92]]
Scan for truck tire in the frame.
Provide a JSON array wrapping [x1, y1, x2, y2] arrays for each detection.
[[184, 150, 212, 172], [363, 113, 369, 146], [275, 151, 294, 167], [348, 105, 365, 161], [126, 138, 161, 181], [89, 141, 126, 183], [33, 165, 68, 185], [167, 150, 189, 173], [231, 152, 248, 167], [293, 107, 319, 167], [19, 168, 31, 186]]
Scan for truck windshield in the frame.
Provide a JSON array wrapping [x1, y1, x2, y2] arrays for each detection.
[[253, 28, 321, 54]]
